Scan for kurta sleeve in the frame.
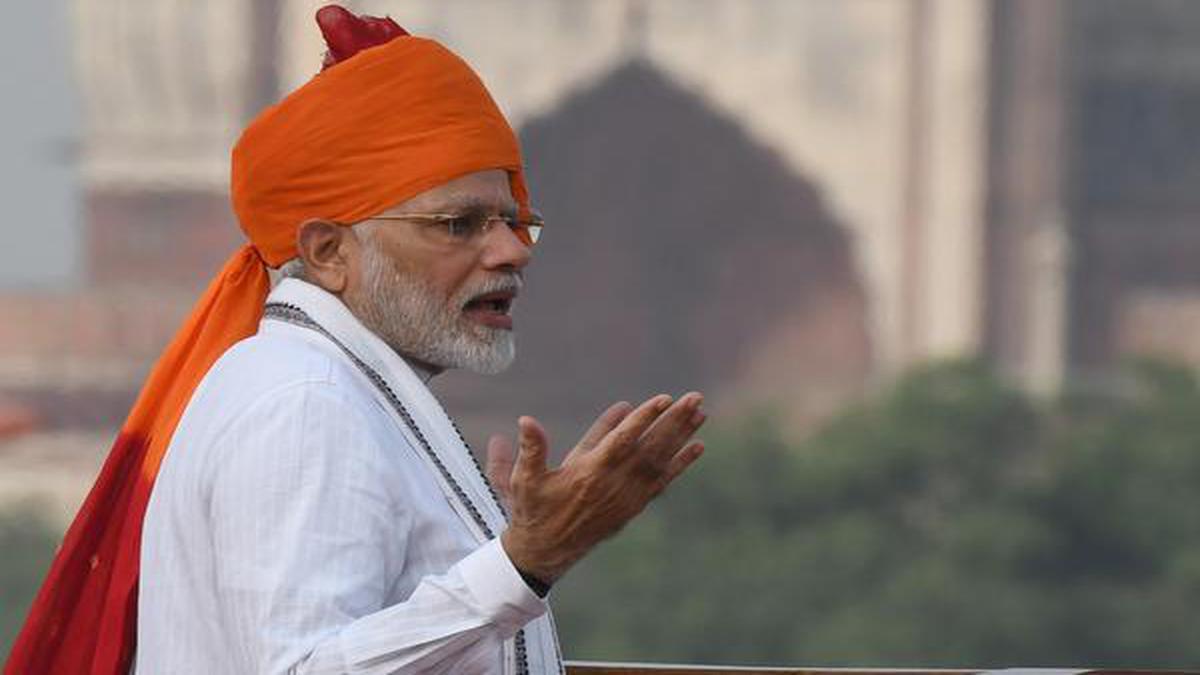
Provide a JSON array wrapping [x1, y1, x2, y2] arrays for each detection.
[[207, 382, 546, 674]]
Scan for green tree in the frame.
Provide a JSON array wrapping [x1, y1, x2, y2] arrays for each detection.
[[552, 360, 1200, 668], [1033, 360, 1200, 664], [0, 502, 59, 660]]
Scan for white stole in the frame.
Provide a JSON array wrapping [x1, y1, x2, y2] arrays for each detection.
[[265, 279, 562, 674]]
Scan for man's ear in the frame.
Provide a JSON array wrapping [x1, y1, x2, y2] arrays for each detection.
[[295, 219, 356, 294]]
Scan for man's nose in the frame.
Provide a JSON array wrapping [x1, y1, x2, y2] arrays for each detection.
[[480, 222, 533, 271]]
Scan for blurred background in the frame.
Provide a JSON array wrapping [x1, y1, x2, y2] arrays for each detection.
[[3, 0, 1200, 667]]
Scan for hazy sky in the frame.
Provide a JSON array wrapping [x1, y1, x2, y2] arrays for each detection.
[[1, 0, 79, 288]]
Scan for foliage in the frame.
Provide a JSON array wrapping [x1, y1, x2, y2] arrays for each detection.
[[0, 501, 59, 661], [552, 359, 1200, 668]]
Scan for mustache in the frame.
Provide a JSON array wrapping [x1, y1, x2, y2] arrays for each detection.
[[459, 272, 523, 306]]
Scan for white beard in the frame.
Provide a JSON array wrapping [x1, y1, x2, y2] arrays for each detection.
[[354, 237, 518, 375]]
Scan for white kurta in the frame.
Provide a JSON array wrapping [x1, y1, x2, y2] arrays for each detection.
[[136, 279, 562, 674]]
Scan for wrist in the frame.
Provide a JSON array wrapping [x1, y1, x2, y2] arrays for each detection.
[[516, 567, 552, 597], [501, 527, 563, 586]]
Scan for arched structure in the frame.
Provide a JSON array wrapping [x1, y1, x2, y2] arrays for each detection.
[[439, 61, 872, 441]]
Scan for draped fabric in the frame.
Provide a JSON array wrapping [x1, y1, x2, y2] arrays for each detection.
[[5, 23, 529, 675]]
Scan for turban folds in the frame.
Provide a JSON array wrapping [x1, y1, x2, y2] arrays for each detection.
[[234, 35, 529, 265], [6, 21, 527, 675]]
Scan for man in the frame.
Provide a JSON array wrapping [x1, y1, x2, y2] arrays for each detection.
[[6, 6, 704, 675]]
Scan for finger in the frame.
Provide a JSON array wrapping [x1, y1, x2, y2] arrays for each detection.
[[486, 434, 515, 500], [663, 440, 705, 484], [513, 416, 551, 483], [639, 392, 706, 464], [569, 401, 635, 461], [596, 394, 673, 464]]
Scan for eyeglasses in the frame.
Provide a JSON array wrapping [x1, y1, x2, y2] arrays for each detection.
[[366, 210, 544, 247]]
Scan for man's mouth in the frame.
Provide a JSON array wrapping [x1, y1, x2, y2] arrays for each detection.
[[462, 290, 516, 329]]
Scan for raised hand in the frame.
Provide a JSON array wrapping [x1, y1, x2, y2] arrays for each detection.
[[499, 393, 707, 584]]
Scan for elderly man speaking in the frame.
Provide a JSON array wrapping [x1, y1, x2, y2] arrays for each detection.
[[7, 6, 706, 675]]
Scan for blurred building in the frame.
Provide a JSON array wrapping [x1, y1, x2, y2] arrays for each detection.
[[5, 0, 1200, 514], [986, 0, 1200, 392]]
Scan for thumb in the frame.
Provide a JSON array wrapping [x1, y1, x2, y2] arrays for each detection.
[[514, 416, 550, 482], [485, 434, 515, 501]]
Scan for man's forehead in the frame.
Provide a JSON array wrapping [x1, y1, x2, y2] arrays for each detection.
[[383, 169, 516, 215]]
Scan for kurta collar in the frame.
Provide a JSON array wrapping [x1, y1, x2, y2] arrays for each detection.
[[265, 279, 435, 385]]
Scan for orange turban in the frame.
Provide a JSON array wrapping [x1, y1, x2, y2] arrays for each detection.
[[6, 9, 527, 673], [234, 30, 528, 265]]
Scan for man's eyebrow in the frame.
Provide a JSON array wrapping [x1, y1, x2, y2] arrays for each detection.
[[434, 196, 518, 216]]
